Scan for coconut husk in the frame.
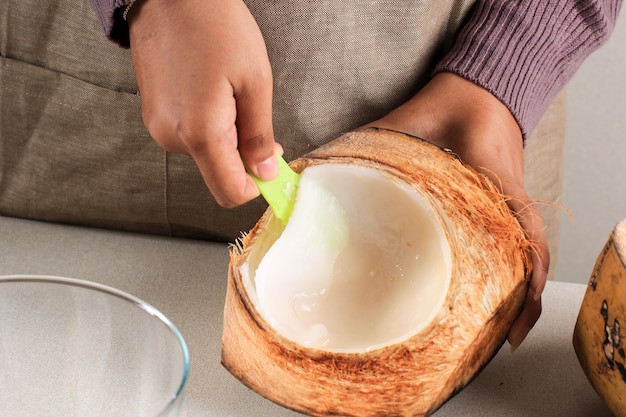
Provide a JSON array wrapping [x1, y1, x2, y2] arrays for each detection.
[[573, 219, 626, 417], [222, 128, 531, 417]]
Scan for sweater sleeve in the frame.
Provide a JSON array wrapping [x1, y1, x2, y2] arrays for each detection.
[[90, 0, 133, 48], [435, 0, 622, 139]]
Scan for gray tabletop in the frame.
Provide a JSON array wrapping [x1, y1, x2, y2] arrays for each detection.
[[0, 215, 612, 416]]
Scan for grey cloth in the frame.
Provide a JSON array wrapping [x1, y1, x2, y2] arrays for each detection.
[[1, 0, 265, 240], [91, 0, 621, 139], [0, 0, 565, 276]]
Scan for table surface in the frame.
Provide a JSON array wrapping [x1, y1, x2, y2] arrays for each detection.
[[0, 215, 613, 417]]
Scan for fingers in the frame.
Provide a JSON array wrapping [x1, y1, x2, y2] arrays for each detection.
[[476, 164, 548, 350], [192, 147, 262, 209], [141, 85, 277, 208], [141, 82, 271, 208], [508, 289, 542, 351], [506, 190, 550, 300], [189, 76, 277, 207], [189, 124, 261, 209], [183, 84, 269, 208], [504, 183, 550, 350], [235, 72, 279, 182]]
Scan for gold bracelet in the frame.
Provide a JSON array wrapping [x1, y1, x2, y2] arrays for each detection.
[[122, 0, 137, 21]]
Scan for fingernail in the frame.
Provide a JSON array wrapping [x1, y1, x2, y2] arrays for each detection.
[[508, 333, 521, 353], [254, 154, 278, 180], [508, 325, 531, 353]]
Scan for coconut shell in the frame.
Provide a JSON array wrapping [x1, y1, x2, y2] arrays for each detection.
[[222, 128, 531, 417], [573, 219, 626, 417]]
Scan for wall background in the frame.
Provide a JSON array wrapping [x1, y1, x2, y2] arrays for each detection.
[[555, 10, 626, 284]]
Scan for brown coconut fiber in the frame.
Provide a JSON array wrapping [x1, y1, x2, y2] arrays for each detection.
[[222, 128, 531, 417]]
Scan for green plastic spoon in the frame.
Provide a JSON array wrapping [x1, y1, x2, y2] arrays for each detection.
[[249, 154, 300, 225]]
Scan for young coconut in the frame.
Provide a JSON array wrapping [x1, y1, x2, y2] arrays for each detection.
[[222, 128, 531, 417], [573, 219, 626, 417]]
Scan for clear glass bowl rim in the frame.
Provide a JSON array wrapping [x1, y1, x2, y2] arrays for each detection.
[[0, 274, 190, 416]]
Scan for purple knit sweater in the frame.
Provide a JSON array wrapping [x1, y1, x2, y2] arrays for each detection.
[[90, 0, 622, 138]]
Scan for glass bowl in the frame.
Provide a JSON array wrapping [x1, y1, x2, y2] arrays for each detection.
[[0, 275, 189, 417]]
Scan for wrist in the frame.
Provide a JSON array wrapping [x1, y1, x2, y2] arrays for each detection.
[[369, 72, 522, 148], [429, 72, 522, 148], [365, 72, 524, 183]]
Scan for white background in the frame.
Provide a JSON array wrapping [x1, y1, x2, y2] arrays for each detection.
[[556, 9, 626, 283]]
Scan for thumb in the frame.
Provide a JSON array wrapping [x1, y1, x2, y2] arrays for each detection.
[[235, 77, 279, 181]]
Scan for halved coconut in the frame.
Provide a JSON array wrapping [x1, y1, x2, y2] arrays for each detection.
[[222, 128, 530, 417]]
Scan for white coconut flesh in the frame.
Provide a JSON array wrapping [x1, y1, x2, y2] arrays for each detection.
[[242, 164, 452, 353]]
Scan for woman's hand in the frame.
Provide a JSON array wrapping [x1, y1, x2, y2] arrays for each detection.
[[365, 72, 549, 350], [127, 0, 280, 207]]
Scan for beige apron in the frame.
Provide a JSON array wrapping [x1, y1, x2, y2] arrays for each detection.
[[0, 0, 564, 273]]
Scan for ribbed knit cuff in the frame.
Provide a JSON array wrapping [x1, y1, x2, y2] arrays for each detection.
[[435, 0, 621, 139]]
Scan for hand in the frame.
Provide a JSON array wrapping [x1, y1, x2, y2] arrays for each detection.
[[127, 0, 280, 207], [364, 72, 549, 350]]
